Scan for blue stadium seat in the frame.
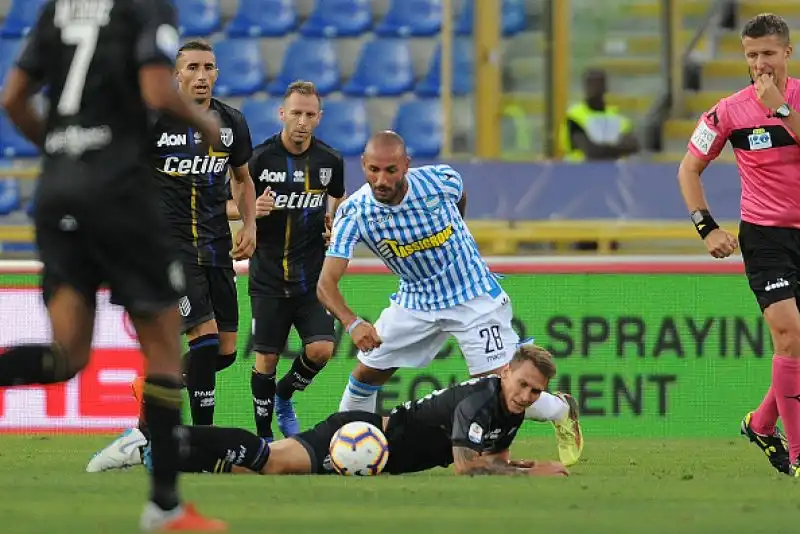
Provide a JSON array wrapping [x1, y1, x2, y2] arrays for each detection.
[[226, 0, 297, 37], [455, 0, 526, 36], [213, 39, 266, 97], [242, 97, 283, 144], [0, 112, 38, 158], [0, 39, 23, 89], [342, 39, 413, 97], [315, 99, 369, 156], [415, 38, 473, 96], [299, 0, 372, 38], [0, 179, 21, 216], [174, 0, 221, 37], [267, 38, 340, 96], [375, 0, 442, 37], [393, 99, 441, 157], [0, 0, 47, 38]]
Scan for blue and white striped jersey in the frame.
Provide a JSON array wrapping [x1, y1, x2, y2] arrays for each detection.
[[327, 164, 499, 311]]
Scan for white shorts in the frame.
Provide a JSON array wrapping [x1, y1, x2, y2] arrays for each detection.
[[358, 289, 519, 376]]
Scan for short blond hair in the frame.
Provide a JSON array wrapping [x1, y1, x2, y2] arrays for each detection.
[[284, 80, 322, 107]]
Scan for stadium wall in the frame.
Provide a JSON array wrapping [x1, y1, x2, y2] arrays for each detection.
[[0, 256, 768, 439]]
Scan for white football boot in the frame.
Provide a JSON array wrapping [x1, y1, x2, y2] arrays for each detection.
[[86, 427, 148, 473]]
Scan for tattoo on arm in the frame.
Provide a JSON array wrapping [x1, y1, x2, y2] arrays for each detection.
[[452, 447, 525, 476]]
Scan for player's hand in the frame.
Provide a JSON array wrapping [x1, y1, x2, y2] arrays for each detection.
[[508, 459, 536, 469], [527, 460, 569, 477], [349, 320, 382, 352], [322, 213, 332, 246], [231, 223, 256, 260], [756, 73, 785, 113], [703, 228, 738, 259], [256, 187, 275, 218]]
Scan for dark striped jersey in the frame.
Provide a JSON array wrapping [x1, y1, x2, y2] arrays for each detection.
[[16, 0, 179, 187], [248, 134, 345, 297], [151, 98, 252, 267], [383, 376, 523, 474]]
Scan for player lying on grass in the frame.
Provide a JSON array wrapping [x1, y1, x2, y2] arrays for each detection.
[[135, 344, 568, 477]]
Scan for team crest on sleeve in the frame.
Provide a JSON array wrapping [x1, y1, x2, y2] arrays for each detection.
[[690, 121, 717, 155], [468, 423, 483, 444], [220, 128, 234, 148], [319, 167, 332, 186]]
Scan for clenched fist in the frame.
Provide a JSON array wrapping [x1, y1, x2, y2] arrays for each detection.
[[704, 228, 738, 259]]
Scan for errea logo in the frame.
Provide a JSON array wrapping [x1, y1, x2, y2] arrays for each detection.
[[157, 132, 186, 147], [259, 170, 286, 183]]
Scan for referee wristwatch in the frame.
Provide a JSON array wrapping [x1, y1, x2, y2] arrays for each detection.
[[775, 103, 791, 118]]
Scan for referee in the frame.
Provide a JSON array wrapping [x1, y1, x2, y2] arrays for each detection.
[[678, 13, 800, 476]]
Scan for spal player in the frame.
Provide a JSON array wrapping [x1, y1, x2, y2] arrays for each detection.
[[317, 131, 583, 467], [86, 39, 261, 474], [0, 0, 225, 530], [143, 345, 569, 477], [677, 13, 800, 476], [247, 81, 346, 441]]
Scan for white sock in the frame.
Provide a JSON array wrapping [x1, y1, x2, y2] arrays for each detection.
[[525, 392, 569, 422], [338, 375, 380, 413]]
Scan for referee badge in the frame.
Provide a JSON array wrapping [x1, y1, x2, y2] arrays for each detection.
[[319, 167, 332, 186], [220, 128, 234, 147]]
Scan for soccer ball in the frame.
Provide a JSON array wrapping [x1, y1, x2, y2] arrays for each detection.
[[328, 421, 389, 476]]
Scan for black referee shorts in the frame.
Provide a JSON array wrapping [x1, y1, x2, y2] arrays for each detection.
[[739, 220, 800, 311]]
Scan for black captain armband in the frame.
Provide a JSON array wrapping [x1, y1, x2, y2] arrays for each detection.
[[690, 210, 719, 239]]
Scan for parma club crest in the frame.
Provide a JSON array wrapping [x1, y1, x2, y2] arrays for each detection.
[[220, 128, 234, 147], [319, 167, 332, 186]]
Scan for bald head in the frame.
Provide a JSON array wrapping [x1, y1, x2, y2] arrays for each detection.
[[365, 130, 406, 156], [361, 131, 410, 205]]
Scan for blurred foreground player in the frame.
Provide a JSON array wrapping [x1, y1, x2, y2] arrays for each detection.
[[144, 345, 569, 477], [678, 13, 800, 475], [0, 0, 226, 530], [318, 131, 583, 467], [248, 81, 346, 440]]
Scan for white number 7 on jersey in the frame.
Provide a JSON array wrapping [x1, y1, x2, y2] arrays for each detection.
[[58, 24, 99, 116]]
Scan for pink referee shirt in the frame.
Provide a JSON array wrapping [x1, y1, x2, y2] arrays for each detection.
[[688, 77, 800, 228]]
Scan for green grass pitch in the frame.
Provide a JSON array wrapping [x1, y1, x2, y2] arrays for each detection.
[[0, 435, 797, 533]]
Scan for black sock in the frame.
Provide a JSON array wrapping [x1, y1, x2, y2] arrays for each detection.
[[0, 343, 76, 386], [185, 334, 219, 426], [143, 376, 183, 511], [276, 352, 326, 400], [216, 351, 236, 372], [179, 425, 271, 473], [251, 369, 276, 439]]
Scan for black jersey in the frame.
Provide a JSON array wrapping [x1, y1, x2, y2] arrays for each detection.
[[248, 134, 345, 297], [384, 376, 524, 474], [17, 0, 178, 196], [152, 98, 252, 267]]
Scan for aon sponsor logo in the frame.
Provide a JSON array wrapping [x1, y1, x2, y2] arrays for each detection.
[[273, 191, 325, 210], [157, 132, 187, 147], [161, 155, 229, 175], [378, 224, 454, 259], [259, 169, 286, 183]]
